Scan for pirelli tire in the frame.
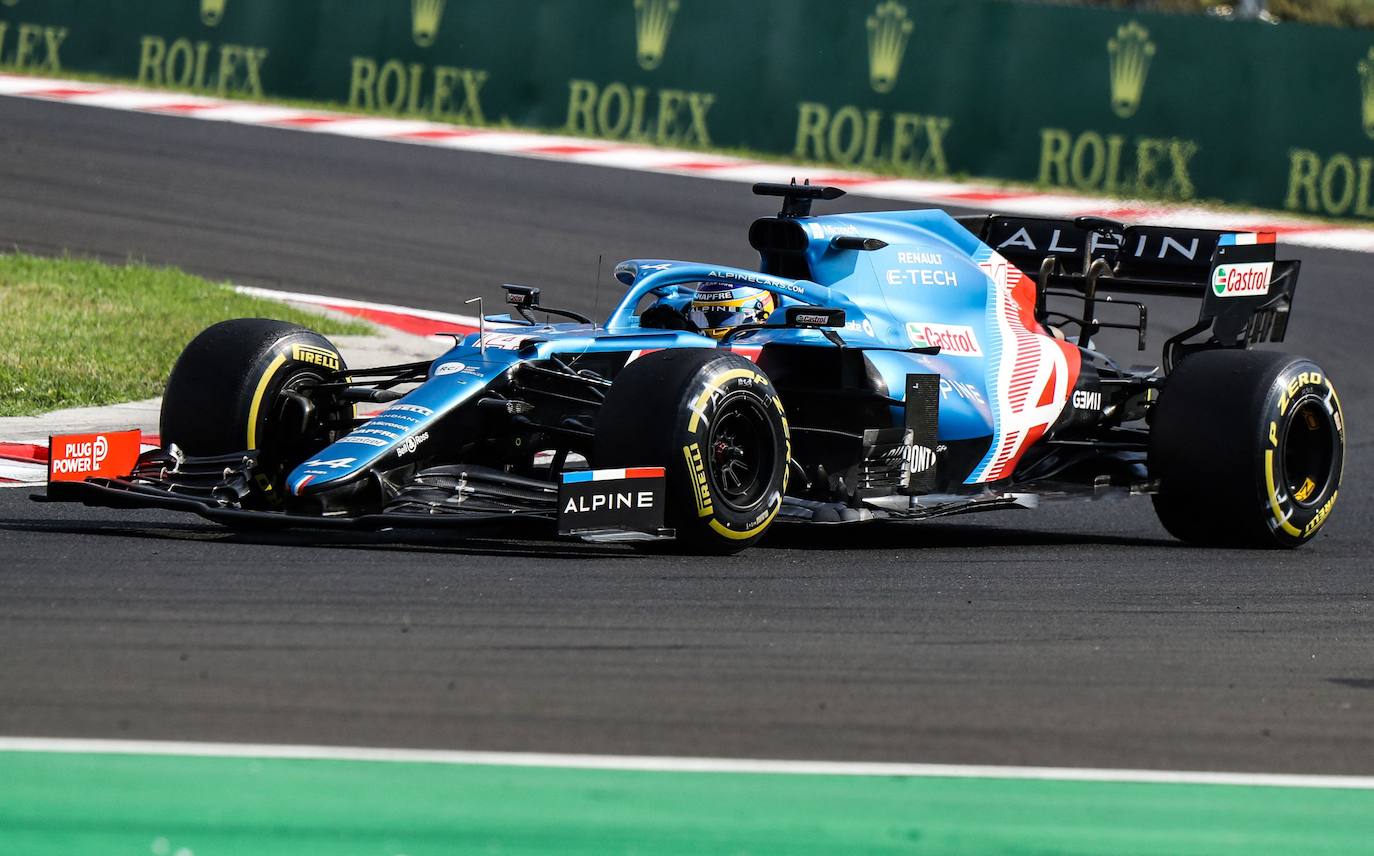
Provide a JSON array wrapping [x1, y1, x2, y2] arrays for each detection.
[[595, 348, 790, 554], [1149, 349, 1344, 548], [160, 318, 349, 497]]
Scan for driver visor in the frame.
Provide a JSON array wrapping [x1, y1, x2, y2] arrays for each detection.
[[688, 304, 754, 331]]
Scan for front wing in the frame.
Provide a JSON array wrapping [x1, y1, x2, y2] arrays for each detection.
[[36, 436, 674, 543]]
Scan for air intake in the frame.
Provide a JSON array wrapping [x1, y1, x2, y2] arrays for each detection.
[[749, 218, 810, 254]]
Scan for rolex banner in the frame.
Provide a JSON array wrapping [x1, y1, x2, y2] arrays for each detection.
[[3, 0, 1374, 220]]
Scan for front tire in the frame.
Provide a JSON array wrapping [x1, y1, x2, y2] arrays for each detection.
[[595, 349, 790, 554], [161, 318, 349, 499], [1149, 349, 1344, 548]]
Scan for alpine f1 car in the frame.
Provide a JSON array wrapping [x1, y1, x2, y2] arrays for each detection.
[[39, 182, 1343, 552]]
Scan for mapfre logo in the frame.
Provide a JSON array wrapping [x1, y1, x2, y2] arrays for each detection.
[[906, 321, 983, 356], [1211, 262, 1272, 298]]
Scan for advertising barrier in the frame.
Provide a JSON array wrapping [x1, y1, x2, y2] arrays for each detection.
[[2, 0, 1372, 220]]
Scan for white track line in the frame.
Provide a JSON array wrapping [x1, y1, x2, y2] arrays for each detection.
[[1, 737, 1371, 789]]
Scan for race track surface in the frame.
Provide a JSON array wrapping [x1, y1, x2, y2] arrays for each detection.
[[1, 97, 1371, 774]]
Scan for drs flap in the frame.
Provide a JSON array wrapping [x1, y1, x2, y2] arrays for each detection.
[[558, 467, 666, 536], [47, 429, 142, 483]]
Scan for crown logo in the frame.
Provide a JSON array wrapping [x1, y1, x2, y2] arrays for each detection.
[[1360, 47, 1374, 140], [412, 0, 446, 48], [1107, 21, 1155, 118], [200, 0, 226, 27], [633, 0, 679, 70], [866, 1, 914, 94]]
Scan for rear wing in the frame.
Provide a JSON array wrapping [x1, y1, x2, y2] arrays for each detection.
[[958, 214, 1299, 371]]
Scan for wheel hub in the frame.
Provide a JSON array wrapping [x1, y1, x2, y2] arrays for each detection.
[[1282, 397, 1338, 508], [706, 394, 775, 512]]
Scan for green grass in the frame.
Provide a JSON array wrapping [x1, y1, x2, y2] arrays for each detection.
[[0, 252, 370, 418]]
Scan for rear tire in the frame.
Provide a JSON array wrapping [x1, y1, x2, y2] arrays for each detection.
[[161, 318, 349, 499], [595, 349, 790, 554], [1149, 349, 1343, 548]]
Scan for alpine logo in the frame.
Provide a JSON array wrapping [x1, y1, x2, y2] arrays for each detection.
[[966, 248, 1080, 485], [556, 467, 667, 536], [1211, 262, 1272, 298], [562, 490, 657, 514], [304, 457, 356, 470], [906, 322, 983, 356]]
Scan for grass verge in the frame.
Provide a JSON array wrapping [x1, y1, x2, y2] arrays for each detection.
[[0, 252, 370, 418]]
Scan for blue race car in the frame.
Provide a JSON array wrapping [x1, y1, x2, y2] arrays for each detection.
[[41, 182, 1344, 552]]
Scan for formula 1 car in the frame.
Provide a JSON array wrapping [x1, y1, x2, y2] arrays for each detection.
[[40, 182, 1343, 551]]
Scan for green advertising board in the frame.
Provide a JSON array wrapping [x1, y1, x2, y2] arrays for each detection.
[[1, 0, 1372, 220]]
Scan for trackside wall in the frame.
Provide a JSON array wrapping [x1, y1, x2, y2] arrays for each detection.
[[2, 0, 1371, 220]]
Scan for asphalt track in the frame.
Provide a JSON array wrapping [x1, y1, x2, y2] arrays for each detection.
[[1, 96, 1372, 776]]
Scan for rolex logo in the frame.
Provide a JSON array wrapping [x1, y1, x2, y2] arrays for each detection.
[[633, 0, 678, 71], [866, 1, 913, 94], [1107, 21, 1155, 118], [200, 0, 226, 27], [412, 0, 446, 48], [1359, 47, 1374, 140]]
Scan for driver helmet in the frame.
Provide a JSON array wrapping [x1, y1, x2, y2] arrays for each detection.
[[687, 282, 775, 339]]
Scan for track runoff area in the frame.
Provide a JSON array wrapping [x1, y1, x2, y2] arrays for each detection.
[[3, 74, 1374, 853], [4, 739, 1374, 855]]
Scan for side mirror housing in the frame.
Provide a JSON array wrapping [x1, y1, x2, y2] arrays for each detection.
[[784, 306, 846, 329]]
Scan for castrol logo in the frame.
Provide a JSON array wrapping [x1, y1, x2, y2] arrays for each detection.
[[906, 322, 983, 356], [1211, 262, 1272, 298]]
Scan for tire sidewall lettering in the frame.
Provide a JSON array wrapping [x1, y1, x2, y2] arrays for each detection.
[[1262, 364, 1343, 544], [676, 366, 787, 538], [242, 335, 344, 476]]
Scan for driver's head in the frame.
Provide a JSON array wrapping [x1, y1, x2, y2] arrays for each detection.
[[688, 283, 775, 339]]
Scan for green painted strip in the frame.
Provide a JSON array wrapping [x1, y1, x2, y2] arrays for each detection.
[[2, 751, 1373, 855]]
